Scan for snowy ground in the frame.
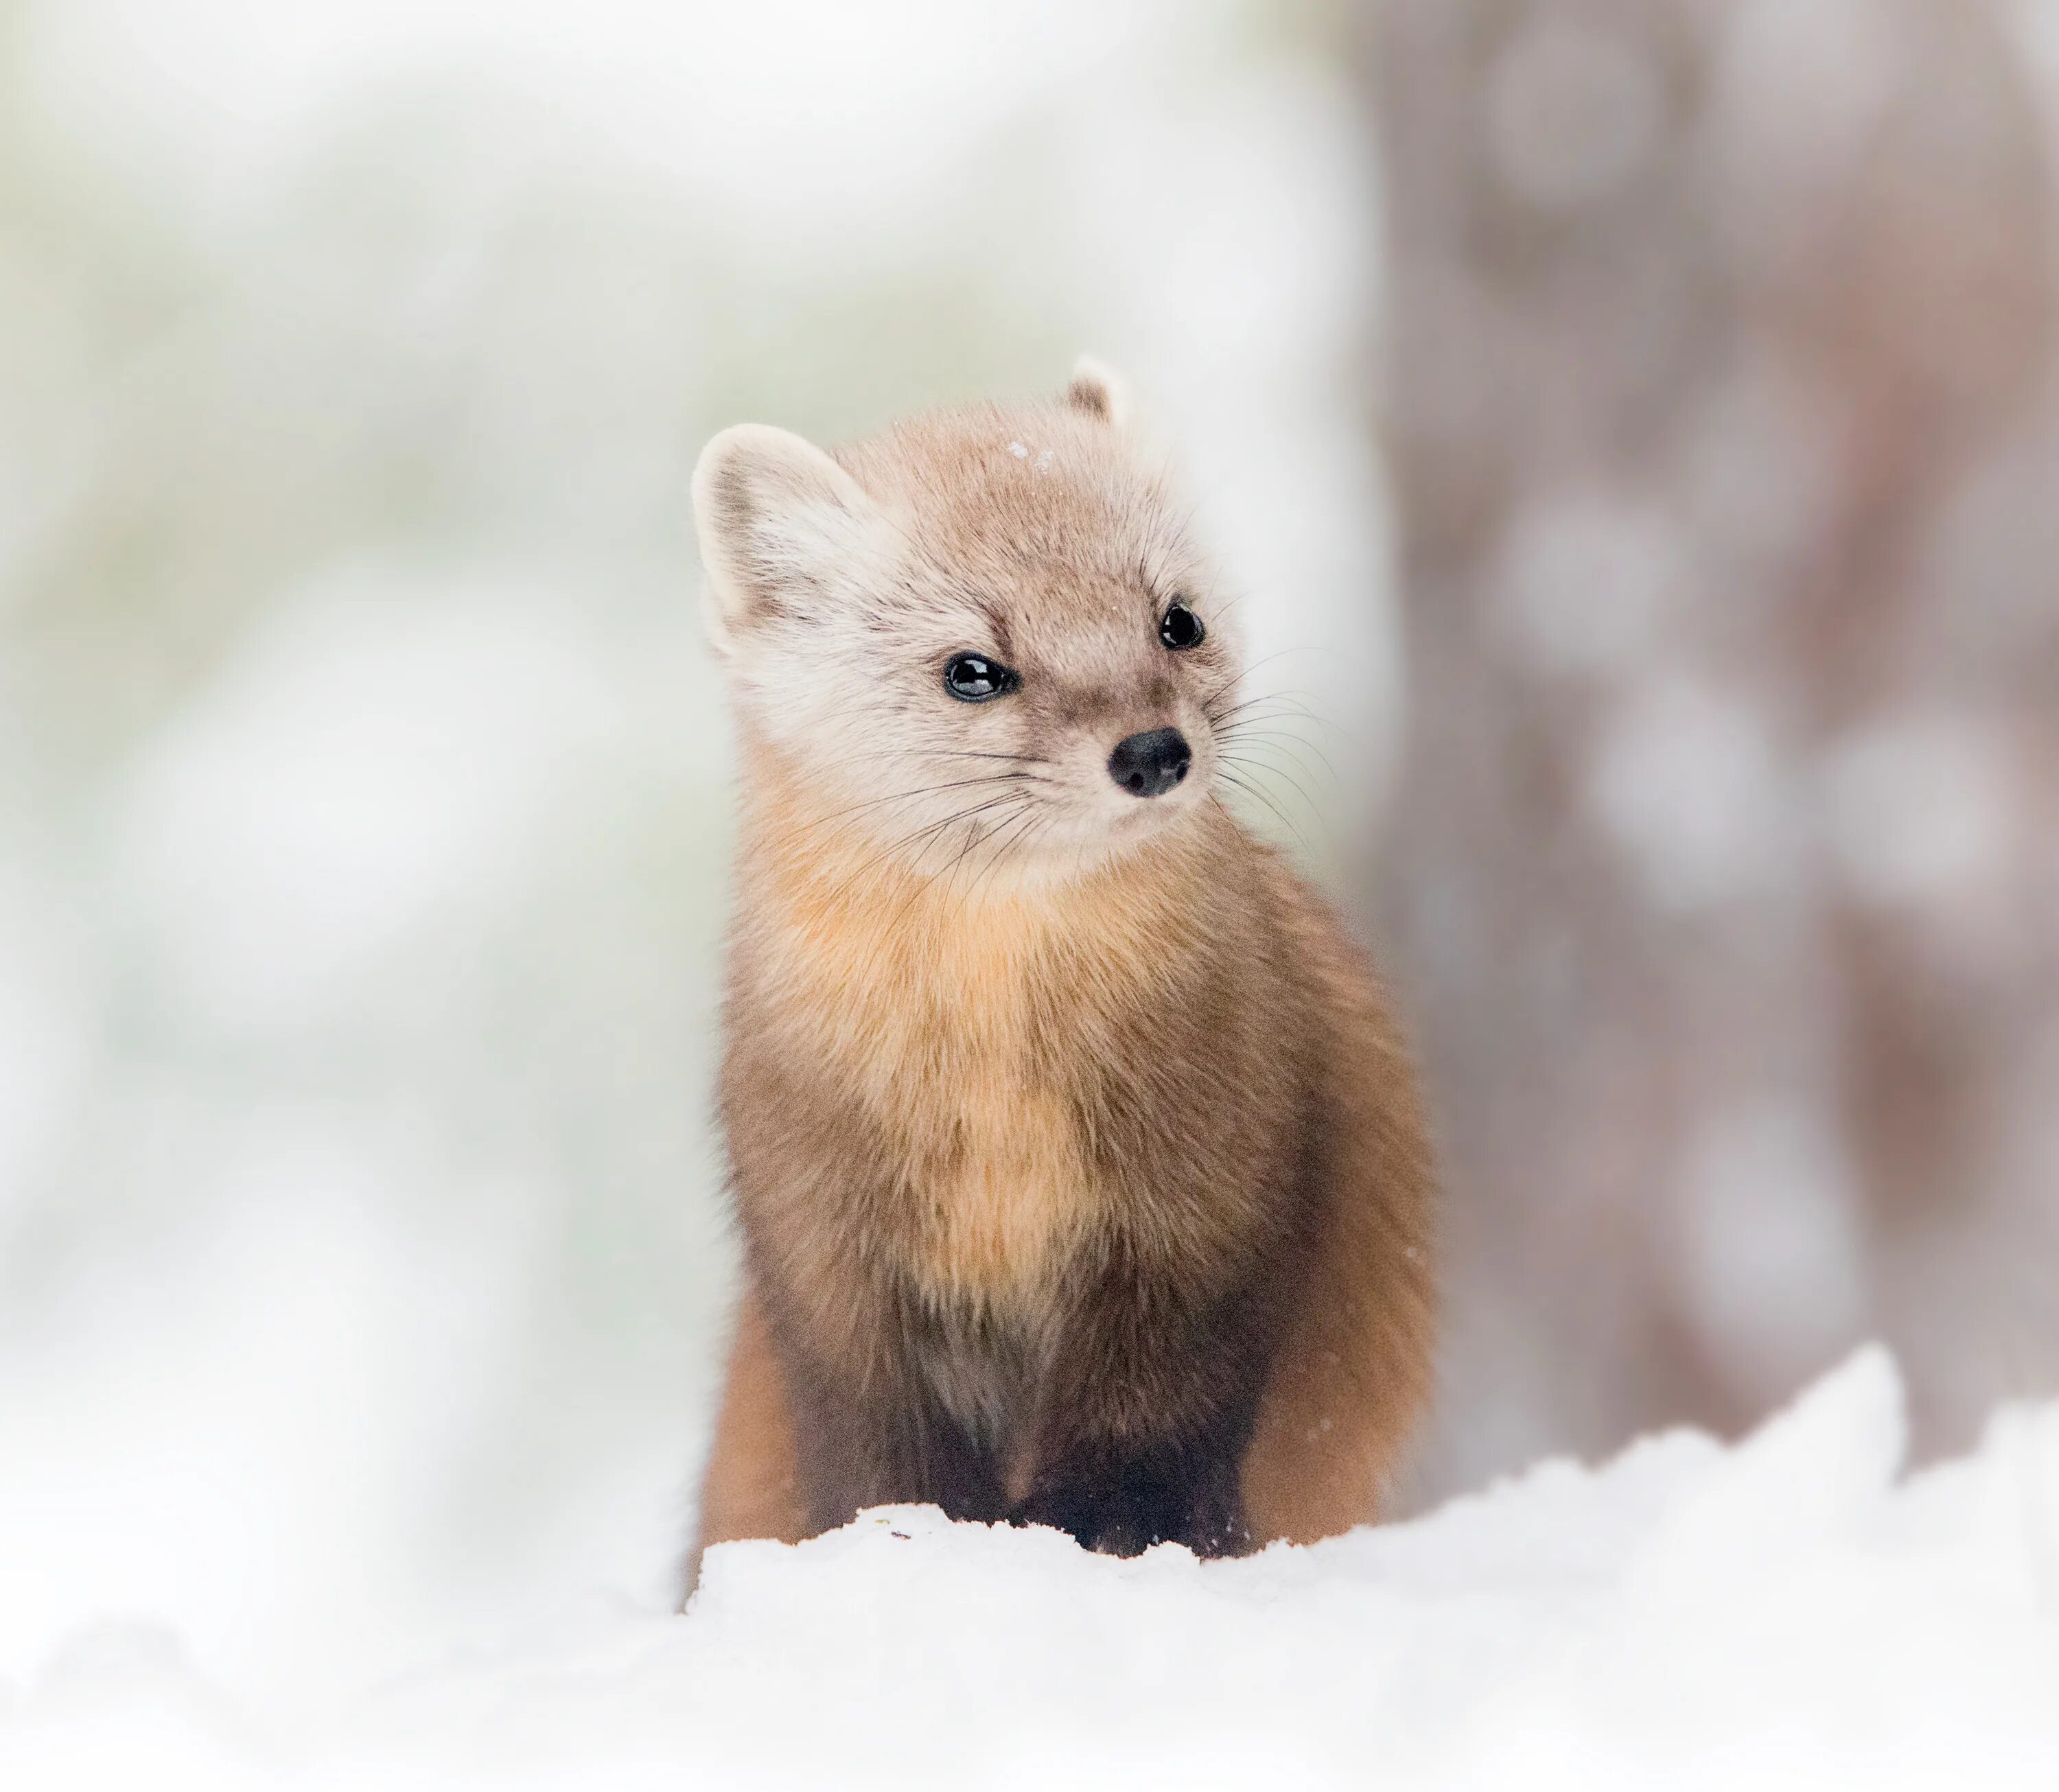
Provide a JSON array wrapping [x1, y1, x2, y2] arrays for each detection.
[[6, 1349, 2056, 1790]]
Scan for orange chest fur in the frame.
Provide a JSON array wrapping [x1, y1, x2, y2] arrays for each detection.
[[747, 855, 1165, 1315]]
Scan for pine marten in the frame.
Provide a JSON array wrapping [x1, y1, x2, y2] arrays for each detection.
[[682, 361, 1434, 1591]]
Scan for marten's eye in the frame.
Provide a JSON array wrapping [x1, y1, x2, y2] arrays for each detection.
[[943, 653, 1019, 702], [1159, 601, 1205, 651]]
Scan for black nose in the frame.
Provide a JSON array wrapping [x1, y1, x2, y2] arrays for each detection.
[[1108, 728, 1192, 799]]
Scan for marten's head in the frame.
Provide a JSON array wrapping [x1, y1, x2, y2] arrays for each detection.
[[693, 361, 1245, 882]]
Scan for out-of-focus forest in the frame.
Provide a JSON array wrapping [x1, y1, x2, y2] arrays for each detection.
[[0, 0, 2054, 1706], [1364, 0, 2059, 1496]]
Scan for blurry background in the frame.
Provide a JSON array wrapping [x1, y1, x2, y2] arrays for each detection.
[[0, 0, 2054, 1712], [1368, 0, 2059, 1500]]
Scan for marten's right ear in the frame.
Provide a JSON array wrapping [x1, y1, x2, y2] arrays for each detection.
[[692, 424, 878, 658], [1065, 356, 1132, 430]]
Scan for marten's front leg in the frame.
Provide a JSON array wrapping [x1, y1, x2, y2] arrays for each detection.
[[763, 1280, 1011, 1535], [1008, 1248, 1279, 1557]]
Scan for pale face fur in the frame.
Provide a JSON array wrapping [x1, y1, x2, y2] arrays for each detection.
[[693, 369, 1245, 882]]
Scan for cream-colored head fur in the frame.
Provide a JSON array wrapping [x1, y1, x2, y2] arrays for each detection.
[[690, 360, 1245, 882]]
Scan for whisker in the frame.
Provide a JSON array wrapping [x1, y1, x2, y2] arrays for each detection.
[[960, 806, 1049, 907], [1222, 752, 1323, 822], [927, 750, 1054, 765], [814, 791, 1034, 911], [884, 796, 1038, 930], [1218, 698, 1369, 749], [792, 772, 1038, 835], [1203, 688, 1334, 733], [1199, 647, 1319, 710], [1206, 692, 1319, 727], [1218, 766, 1314, 854], [938, 800, 1025, 900], [1217, 726, 1336, 782]]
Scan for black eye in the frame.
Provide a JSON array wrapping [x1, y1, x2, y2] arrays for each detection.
[[1159, 601, 1205, 651], [943, 653, 1019, 702]]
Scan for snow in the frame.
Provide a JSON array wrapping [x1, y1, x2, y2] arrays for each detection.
[[5, 1350, 2057, 1789]]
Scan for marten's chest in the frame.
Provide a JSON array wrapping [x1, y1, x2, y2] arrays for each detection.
[[750, 865, 1163, 1316]]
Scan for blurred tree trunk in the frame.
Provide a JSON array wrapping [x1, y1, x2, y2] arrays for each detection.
[[1357, 0, 2059, 1496]]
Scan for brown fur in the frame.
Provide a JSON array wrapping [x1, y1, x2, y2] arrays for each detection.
[[682, 375, 1434, 1592], [685, 1283, 806, 1587]]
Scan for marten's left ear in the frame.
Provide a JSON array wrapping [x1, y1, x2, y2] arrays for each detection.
[[693, 423, 880, 658], [1066, 356, 1132, 430]]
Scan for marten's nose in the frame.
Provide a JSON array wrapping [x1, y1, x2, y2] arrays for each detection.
[[1108, 728, 1192, 799]]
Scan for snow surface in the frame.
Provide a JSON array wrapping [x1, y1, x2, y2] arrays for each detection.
[[5, 1349, 2057, 1789]]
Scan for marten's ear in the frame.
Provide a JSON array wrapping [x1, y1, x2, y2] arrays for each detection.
[[1066, 356, 1132, 430], [692, 424, 878, 657]]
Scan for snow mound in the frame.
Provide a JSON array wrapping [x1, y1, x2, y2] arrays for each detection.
[[6, 1349, 2058, 1789]]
